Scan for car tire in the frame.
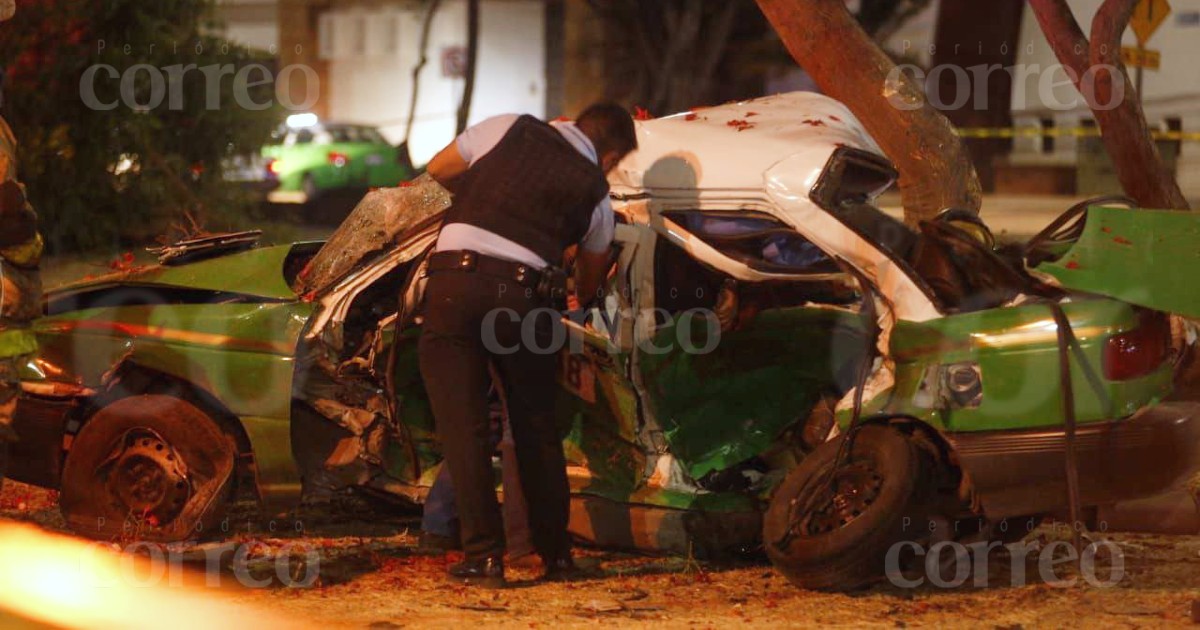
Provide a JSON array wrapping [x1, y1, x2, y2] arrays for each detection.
[[763, 424, 933, 591], [60, 395, 236, 542]]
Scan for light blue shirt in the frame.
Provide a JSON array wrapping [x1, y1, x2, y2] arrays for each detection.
[[435, 115, 615, 268]]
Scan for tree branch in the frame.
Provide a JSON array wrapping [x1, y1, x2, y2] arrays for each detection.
[[1028, 0, 1187, 209], [1088, 0, 1186, 208]]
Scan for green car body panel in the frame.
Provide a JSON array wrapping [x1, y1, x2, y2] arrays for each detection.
[[50, 244, 303, 301], [1039, 205, 1200, 320], [640, 307, 868, 479], [28, 244, 314, 501], [857, 297, 1174, 433]]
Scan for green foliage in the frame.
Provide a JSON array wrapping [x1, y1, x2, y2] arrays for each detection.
[[0, 0, 284, 253]]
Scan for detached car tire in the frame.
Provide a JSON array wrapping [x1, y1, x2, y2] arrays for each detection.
[[763, 424, 932, 591], [60, 395, 236, 542]]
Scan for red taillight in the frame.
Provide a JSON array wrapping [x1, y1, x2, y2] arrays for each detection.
[[1103, 311, 1170, 381], [328, 151, 349, 167]]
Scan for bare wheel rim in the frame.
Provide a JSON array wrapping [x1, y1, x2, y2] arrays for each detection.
[[793, 458, 884, 537], [100, 429, 192, 525]]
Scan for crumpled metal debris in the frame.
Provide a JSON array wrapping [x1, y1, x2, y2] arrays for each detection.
[[294, 175, 450, 295]]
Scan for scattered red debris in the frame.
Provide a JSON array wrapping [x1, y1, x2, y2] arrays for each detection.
[[634, 106, 654, 121], [727, 119, 755, 132], [1065, 261, 1081, 270], [1113, 236, 1133, 245], [684, 112, 701, 121], [1101, 226, 1112, 233], [109, 252, 138, 273], [829, 115, 842, 122], [801, 119, 827, 127], [744, 111, 759, 117], [398, 180, 416, 188], [301, 290, 318, 303]]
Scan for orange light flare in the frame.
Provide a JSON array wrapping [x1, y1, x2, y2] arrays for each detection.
[[0, 520, 306, 630]]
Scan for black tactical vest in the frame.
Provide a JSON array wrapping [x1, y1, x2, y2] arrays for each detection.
[[445, 115, 609, 265]]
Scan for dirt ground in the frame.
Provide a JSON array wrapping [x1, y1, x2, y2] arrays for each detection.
[[2, 481, 1198, 628]]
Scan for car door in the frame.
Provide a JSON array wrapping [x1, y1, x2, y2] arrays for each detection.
[[633, 202, 871, 481], [556, 222, 650, 495]]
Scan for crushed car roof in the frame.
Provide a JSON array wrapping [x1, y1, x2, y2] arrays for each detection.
[[609, 91, 884, 195]]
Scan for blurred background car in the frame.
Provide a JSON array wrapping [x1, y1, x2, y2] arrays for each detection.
[[262, 114, 415, 205]]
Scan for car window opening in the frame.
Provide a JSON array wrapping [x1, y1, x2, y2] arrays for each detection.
[[653, 229, 860, 332]]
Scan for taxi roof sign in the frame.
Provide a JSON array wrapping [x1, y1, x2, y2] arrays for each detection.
[[1131, 0, 1171, 45]]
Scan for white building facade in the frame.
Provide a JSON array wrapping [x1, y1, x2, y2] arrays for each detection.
[[1010, 0, 1200, 200], [317, 0, 547, 165]]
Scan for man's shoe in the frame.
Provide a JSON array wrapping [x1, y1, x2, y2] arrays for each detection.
[[418, 530, 461, 552], [448, 556, 506, 588], [541, 554, 585, 582]]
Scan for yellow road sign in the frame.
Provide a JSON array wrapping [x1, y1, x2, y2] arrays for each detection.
[[1131, 0, 1171, 45], [1122, 46, 1162, 69]]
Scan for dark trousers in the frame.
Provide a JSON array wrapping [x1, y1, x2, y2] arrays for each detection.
[[418, 268, 570, 561], [421, 419, 535, 559]]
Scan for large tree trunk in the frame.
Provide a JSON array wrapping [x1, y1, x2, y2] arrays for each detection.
[[1028, 0, 1188, 209], [756, 0, 982, 223]]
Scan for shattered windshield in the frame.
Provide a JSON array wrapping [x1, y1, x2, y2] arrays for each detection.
[[293, 175, 451, 295]]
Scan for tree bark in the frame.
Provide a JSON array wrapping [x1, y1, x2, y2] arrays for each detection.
[[756, 0, 981, 223], [1028, 0, 1188, 209]]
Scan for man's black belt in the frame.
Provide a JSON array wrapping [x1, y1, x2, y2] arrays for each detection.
[[427, 249, 543, 288]]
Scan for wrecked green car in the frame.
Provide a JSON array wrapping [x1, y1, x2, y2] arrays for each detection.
[[7, 93, 1200, 590]]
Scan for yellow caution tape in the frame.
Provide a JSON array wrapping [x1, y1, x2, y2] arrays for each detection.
[[956, 127, 1200, 141]]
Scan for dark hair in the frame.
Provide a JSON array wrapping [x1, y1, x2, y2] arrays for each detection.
[[575, 102, 638, 159]]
